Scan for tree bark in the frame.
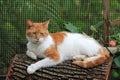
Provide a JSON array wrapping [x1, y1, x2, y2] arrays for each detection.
[[103, 0, 110, 47], [6, 54, 113, 80]]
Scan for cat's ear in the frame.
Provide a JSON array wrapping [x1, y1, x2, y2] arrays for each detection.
[[26, 19, 33, 29], [42, 19, 50, 29]]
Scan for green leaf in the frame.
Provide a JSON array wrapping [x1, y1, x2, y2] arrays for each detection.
[[114, 55, 120, 67], [94, 21, 103, 28], [64, 22, 79, 33], [112, 69, 120, 78], [90, 25, 97, 32]]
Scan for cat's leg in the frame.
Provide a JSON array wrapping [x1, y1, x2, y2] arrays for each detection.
[[73, 54, 107, 68], [27, 57, 62, 74], [73, 47, 110, 68], [27, 46, 62, 74], [26, 50, 37, 60], [73, 55, 88, 61]]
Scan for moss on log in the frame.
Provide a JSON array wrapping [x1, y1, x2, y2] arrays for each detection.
[[6, 54, 113, 80]]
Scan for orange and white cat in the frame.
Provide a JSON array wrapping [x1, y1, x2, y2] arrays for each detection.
[[26, 19, 110, 74]]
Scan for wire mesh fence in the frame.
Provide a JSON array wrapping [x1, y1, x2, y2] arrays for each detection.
[[0, 0, 120, 76]]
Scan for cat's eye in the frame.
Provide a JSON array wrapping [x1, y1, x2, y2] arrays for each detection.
[[33, 32, 36, 34], [40, 32, 44, 35]]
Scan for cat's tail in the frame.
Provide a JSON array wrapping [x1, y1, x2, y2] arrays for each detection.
[[73, 47, 110, 68]]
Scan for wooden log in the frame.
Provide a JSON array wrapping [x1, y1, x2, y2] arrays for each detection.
[[6, 54, 113, 80], [107, 47, 120, 54]]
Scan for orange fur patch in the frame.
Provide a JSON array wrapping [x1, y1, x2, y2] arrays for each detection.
[[26, 23, 49, 39], [73, 47, 110, 68], [85, 61, 94, 68], [50, 32, 66, 45], [98, 47, 110, 58], [73, 55, 108, 68], [92, 56, 106, 66], [103, 47, 110, 58], [73, 61, 85, 67], [45, 46, 60, 61], [73, 60, 95, 68]]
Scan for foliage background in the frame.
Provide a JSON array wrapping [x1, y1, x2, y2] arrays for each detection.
[[0, 0, 120, 77]]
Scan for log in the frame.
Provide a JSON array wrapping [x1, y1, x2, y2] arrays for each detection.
[[6, 54, 113, 80], [107, 47, 120, 54]]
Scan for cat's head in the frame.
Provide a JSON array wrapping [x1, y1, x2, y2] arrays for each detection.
[[26, 19, 50, 43]]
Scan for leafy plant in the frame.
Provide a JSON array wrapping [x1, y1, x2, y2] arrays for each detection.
[[64, 22, 79, 33], [114, 55, 120, 67], [112, 69, 120, 79], [110, 32, 120, 79], [110, 25, 120, 71], [110, 33, 120, 45]]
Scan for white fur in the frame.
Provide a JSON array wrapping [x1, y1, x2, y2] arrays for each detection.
[[27, 58, 62, 74], [26, 50, 37, 60], [27, 35, 54, 58], [57, 32, 102, 60], [26, 32, 103, 74]]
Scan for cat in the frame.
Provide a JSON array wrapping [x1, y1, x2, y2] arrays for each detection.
[[26, 19, 110, 74]]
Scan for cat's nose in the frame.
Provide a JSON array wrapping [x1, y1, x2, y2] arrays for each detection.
[[36, 39, 39, 41]]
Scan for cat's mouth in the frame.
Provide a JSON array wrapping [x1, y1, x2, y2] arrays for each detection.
[[35, 39, 40, 42], [32, 38, 44, 43], [36, 40, 39, 42], [32, 40, 39, 44]]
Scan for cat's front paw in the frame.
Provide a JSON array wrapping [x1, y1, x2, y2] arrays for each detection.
[[27, 64, 37, 74], [26, 51, 37, 60], [30, 55, 37, 60]]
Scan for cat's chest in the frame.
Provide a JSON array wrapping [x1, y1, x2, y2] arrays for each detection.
[[27, 42, 46, 57]]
